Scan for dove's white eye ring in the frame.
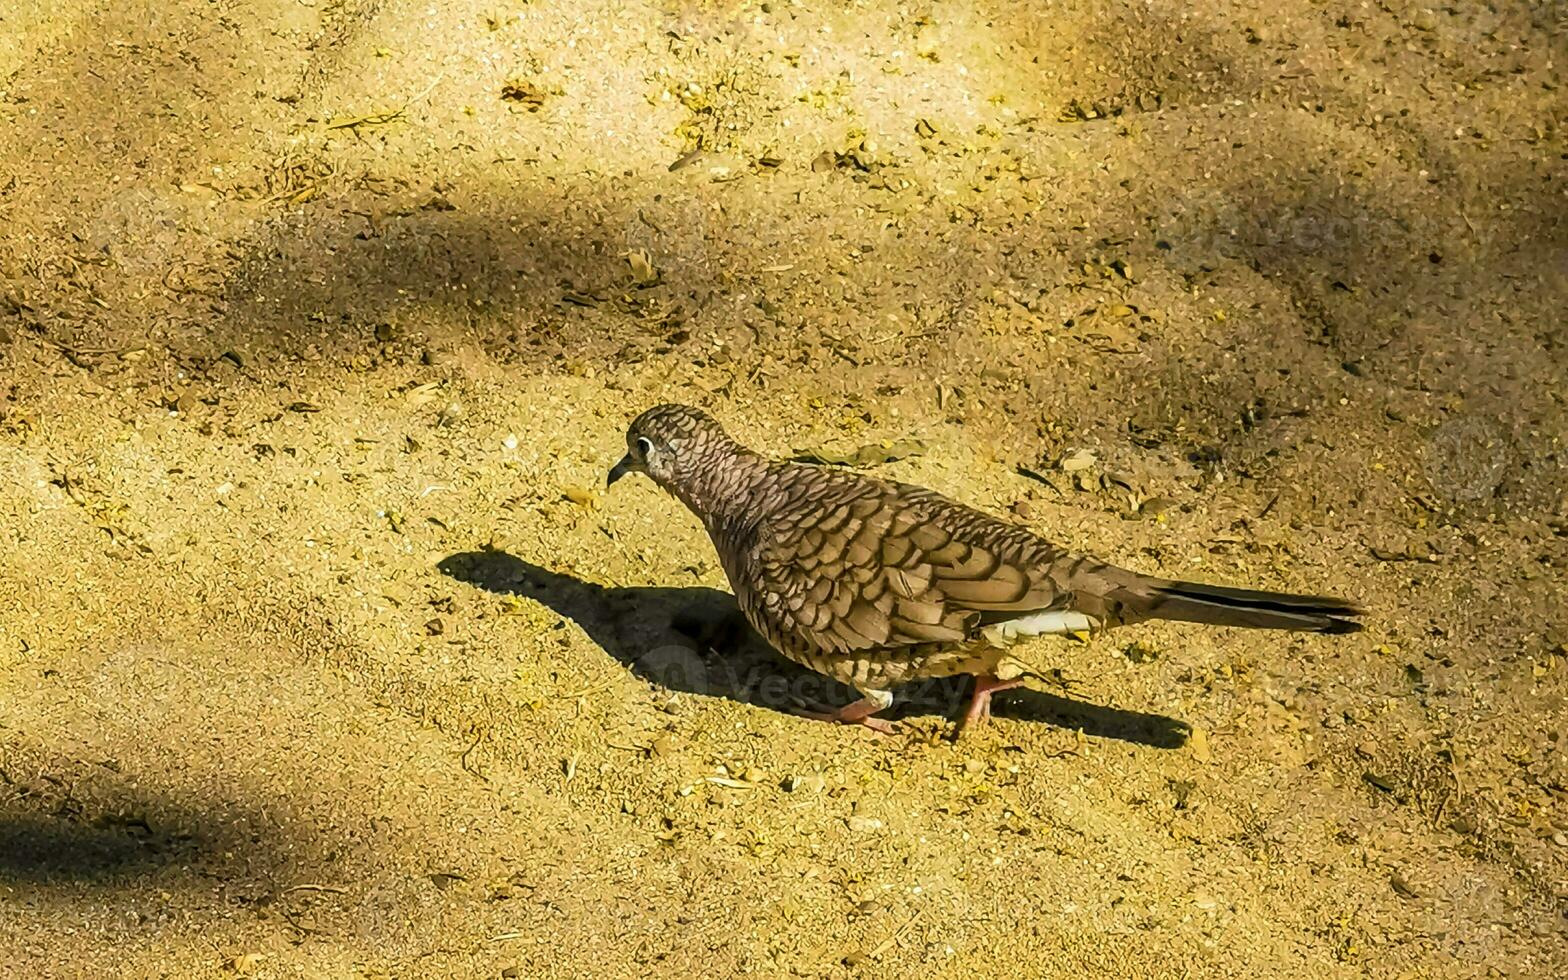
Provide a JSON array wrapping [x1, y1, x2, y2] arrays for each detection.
[[636, 436, 654, 458]]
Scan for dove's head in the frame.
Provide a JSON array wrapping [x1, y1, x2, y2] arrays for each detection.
[[607, 403, 735, 491]]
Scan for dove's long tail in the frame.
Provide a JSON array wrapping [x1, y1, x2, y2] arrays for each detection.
[[1113, 576, 1364, 634]]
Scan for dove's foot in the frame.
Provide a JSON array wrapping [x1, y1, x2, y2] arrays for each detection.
[[957, 675, 1026, 734], [794, 691, 896, 735]]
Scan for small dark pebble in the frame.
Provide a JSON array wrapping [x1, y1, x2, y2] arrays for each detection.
[[1364, 771, 1396, 793]]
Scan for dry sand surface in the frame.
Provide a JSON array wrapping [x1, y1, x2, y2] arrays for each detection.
[[2, 0, 1566, 977]]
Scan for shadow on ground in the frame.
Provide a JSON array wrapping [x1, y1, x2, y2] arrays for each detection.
[[0, 812, 193, 884], [0, 749, 297, 891], [438, 549, 1190, 748]]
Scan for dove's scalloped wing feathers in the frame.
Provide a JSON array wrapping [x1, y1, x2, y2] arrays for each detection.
[[744, 465, 1074, 656]]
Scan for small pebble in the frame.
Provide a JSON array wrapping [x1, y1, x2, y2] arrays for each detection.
[[783, 772, 825, 793], [1060, 448, 1097, 473]]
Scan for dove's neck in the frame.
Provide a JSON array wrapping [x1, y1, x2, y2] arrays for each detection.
[[663, 441, 771, 532]]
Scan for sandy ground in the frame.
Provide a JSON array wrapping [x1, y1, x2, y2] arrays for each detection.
[[1, 0, 1566, 976]]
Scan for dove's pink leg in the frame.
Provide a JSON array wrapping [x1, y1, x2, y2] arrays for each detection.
[[794, 691, 897, 735], [959, 675, 1026, 732]]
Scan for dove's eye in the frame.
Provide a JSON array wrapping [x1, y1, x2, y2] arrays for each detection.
[[636, 436, 654, 458]]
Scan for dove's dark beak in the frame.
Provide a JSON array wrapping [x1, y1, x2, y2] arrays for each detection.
[[606, 454, 635, 488]]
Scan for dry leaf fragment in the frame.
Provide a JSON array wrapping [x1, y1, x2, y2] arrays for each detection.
[[1188, 726, 1212, 763], [626, 249, 659, 285]]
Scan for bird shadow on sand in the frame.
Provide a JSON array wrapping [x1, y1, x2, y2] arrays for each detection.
[[438, 550, 1190, 749]]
